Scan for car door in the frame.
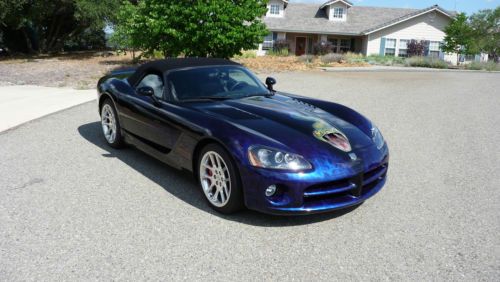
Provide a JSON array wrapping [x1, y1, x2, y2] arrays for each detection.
[[119, 73, 180, 153]]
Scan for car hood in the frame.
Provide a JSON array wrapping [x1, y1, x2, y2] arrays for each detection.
[[187, 94, 374, 155]]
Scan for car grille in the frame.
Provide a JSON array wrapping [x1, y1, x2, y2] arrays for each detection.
[[303, 163, 388, 205]]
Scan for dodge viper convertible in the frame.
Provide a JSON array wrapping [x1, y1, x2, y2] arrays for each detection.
[[97, 58, 389, 215]]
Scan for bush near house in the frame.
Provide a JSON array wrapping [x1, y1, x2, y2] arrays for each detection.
[[320, 53, 345, 64], [405, 57, 449, 69], [312, 41, 334, 55], [364, 55, 405, 66], [465, 61, 500, 71]]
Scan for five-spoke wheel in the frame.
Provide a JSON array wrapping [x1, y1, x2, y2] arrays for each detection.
[[100, 99, 124, 148], [198, 144, 243, 213]]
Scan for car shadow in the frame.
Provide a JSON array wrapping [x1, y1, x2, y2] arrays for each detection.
[[78, 122, 360, 227]]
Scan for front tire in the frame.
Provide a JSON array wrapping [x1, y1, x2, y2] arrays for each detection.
[[100, 99, 124, 148], [197, 144, 244, 214]]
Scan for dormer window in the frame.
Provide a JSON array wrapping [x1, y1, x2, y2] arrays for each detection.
[[270, 4, 280, 15], [332, 7, 345, 19]]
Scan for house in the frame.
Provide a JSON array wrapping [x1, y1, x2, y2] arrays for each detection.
[[259, 0, 461, 64]]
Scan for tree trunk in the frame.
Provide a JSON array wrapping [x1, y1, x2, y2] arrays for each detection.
[[21, 27, 34, 54]]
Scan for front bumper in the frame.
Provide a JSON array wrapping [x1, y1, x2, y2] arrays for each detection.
[[239, 146, 389, 215]]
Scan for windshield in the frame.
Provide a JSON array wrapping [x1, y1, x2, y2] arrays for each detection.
[[167, 66, 269, 101]]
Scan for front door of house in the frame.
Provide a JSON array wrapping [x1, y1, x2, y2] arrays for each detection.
[[295, 37, 306, 56]]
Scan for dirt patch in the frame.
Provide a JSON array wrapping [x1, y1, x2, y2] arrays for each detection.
[[0, 53, 138, 89], [235, 56, 369, 73], [0, 53, 371, 89]]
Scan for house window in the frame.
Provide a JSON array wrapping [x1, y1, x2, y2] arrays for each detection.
[[340, 39, 351, 53], [333, 8, 344, 19], [269, 4, 280, 15], [398, 39, 409, 57], [262, 32, 275, 50], [328, 38, 339, 53], [385, 38, 396, 56], [429, 41, 441, 58]]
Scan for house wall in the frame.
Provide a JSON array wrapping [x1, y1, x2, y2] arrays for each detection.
[[266, 0, 286, 17], [366, 11, 457, 62]]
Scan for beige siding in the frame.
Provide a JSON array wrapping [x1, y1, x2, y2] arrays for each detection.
[[366, 12, 451, 56]]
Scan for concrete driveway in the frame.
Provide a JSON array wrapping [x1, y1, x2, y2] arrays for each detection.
[[0, 85, 95, 132], [0, 71, 499, 280]]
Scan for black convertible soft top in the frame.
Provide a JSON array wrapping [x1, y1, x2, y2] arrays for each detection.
[[127, 58, 241, 86]]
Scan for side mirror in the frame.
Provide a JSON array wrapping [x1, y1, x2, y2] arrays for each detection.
[[137, 86, 154, 96], [265, 77, 276, 91]]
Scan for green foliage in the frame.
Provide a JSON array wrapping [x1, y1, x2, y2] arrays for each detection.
[[469, 7, 500, 62], [442, 13, 474, 62], [344, 52, 364, 63], [112, 0, 268, 58], [405, 57, 448, 69], [466, 61, 500, 71], [365, 55, 405, 66], [0, 0, 122, 53], [267, 48, 289, 57], [233, 50, 257, 59]]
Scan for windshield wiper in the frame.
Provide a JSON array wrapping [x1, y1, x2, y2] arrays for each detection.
[[243, 92, 274, 98]]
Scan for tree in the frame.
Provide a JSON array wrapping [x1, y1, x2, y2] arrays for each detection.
[[469, 7, 500, 62], [407, 40, 426, 57], [0, 0, 122, 53], [442, 13, 474, 65], [112, 0, 269, 58]]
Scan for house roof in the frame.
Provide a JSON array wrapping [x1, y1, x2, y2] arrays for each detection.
[[263, 4, 455, 36], [319, 0, 353, 9]]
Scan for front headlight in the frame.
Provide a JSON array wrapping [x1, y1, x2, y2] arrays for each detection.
[[248, 146, 312, 171], [371, 126, 385, 149]]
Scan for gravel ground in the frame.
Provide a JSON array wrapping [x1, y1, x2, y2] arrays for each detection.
[[1, 71, 499, 281]]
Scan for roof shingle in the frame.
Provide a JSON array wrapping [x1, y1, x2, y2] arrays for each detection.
[[263, 4, 454, 35]]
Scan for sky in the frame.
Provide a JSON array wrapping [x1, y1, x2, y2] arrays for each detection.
[[292, 0, 500, 15]]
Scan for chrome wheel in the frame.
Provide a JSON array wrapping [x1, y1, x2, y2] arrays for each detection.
[[199, 151, 231, 207], [101, 104, 117, 144]]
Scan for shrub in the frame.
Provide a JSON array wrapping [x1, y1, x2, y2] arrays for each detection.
[[365, 55, 405, 66], [320, 53, 345, 64], [407, 40, 426, 57], [297, 54, 315, 63], [313, 41, 333, 55], [344, 52, 365, 63], [233, 50, 257, 59], [465, 61, 500, 71], [273, 39, 290, 53], [466, 61, 483, 70], [267, 48, 289, 56], [405, 57, 448, 69]]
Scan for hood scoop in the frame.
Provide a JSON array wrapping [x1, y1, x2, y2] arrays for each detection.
[[313, 125, 352, 152]]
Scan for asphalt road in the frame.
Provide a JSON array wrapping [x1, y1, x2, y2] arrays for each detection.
[[1, 71, 499, 281]]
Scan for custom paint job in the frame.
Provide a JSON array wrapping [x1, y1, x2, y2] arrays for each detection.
[[97, 64, 389, 215]]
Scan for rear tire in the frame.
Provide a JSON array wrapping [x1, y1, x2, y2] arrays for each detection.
[[100, 99, 124, 148], [197, 144, 244, 214]]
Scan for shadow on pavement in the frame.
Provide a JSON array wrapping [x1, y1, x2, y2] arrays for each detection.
[[78, 122, 360, 227]]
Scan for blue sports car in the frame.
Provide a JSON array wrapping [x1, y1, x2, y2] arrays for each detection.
[[97, 58, 388, 215]]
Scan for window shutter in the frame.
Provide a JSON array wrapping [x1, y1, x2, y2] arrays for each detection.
[[379, 38, 386, 56], [423, 40, 430, 56]]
